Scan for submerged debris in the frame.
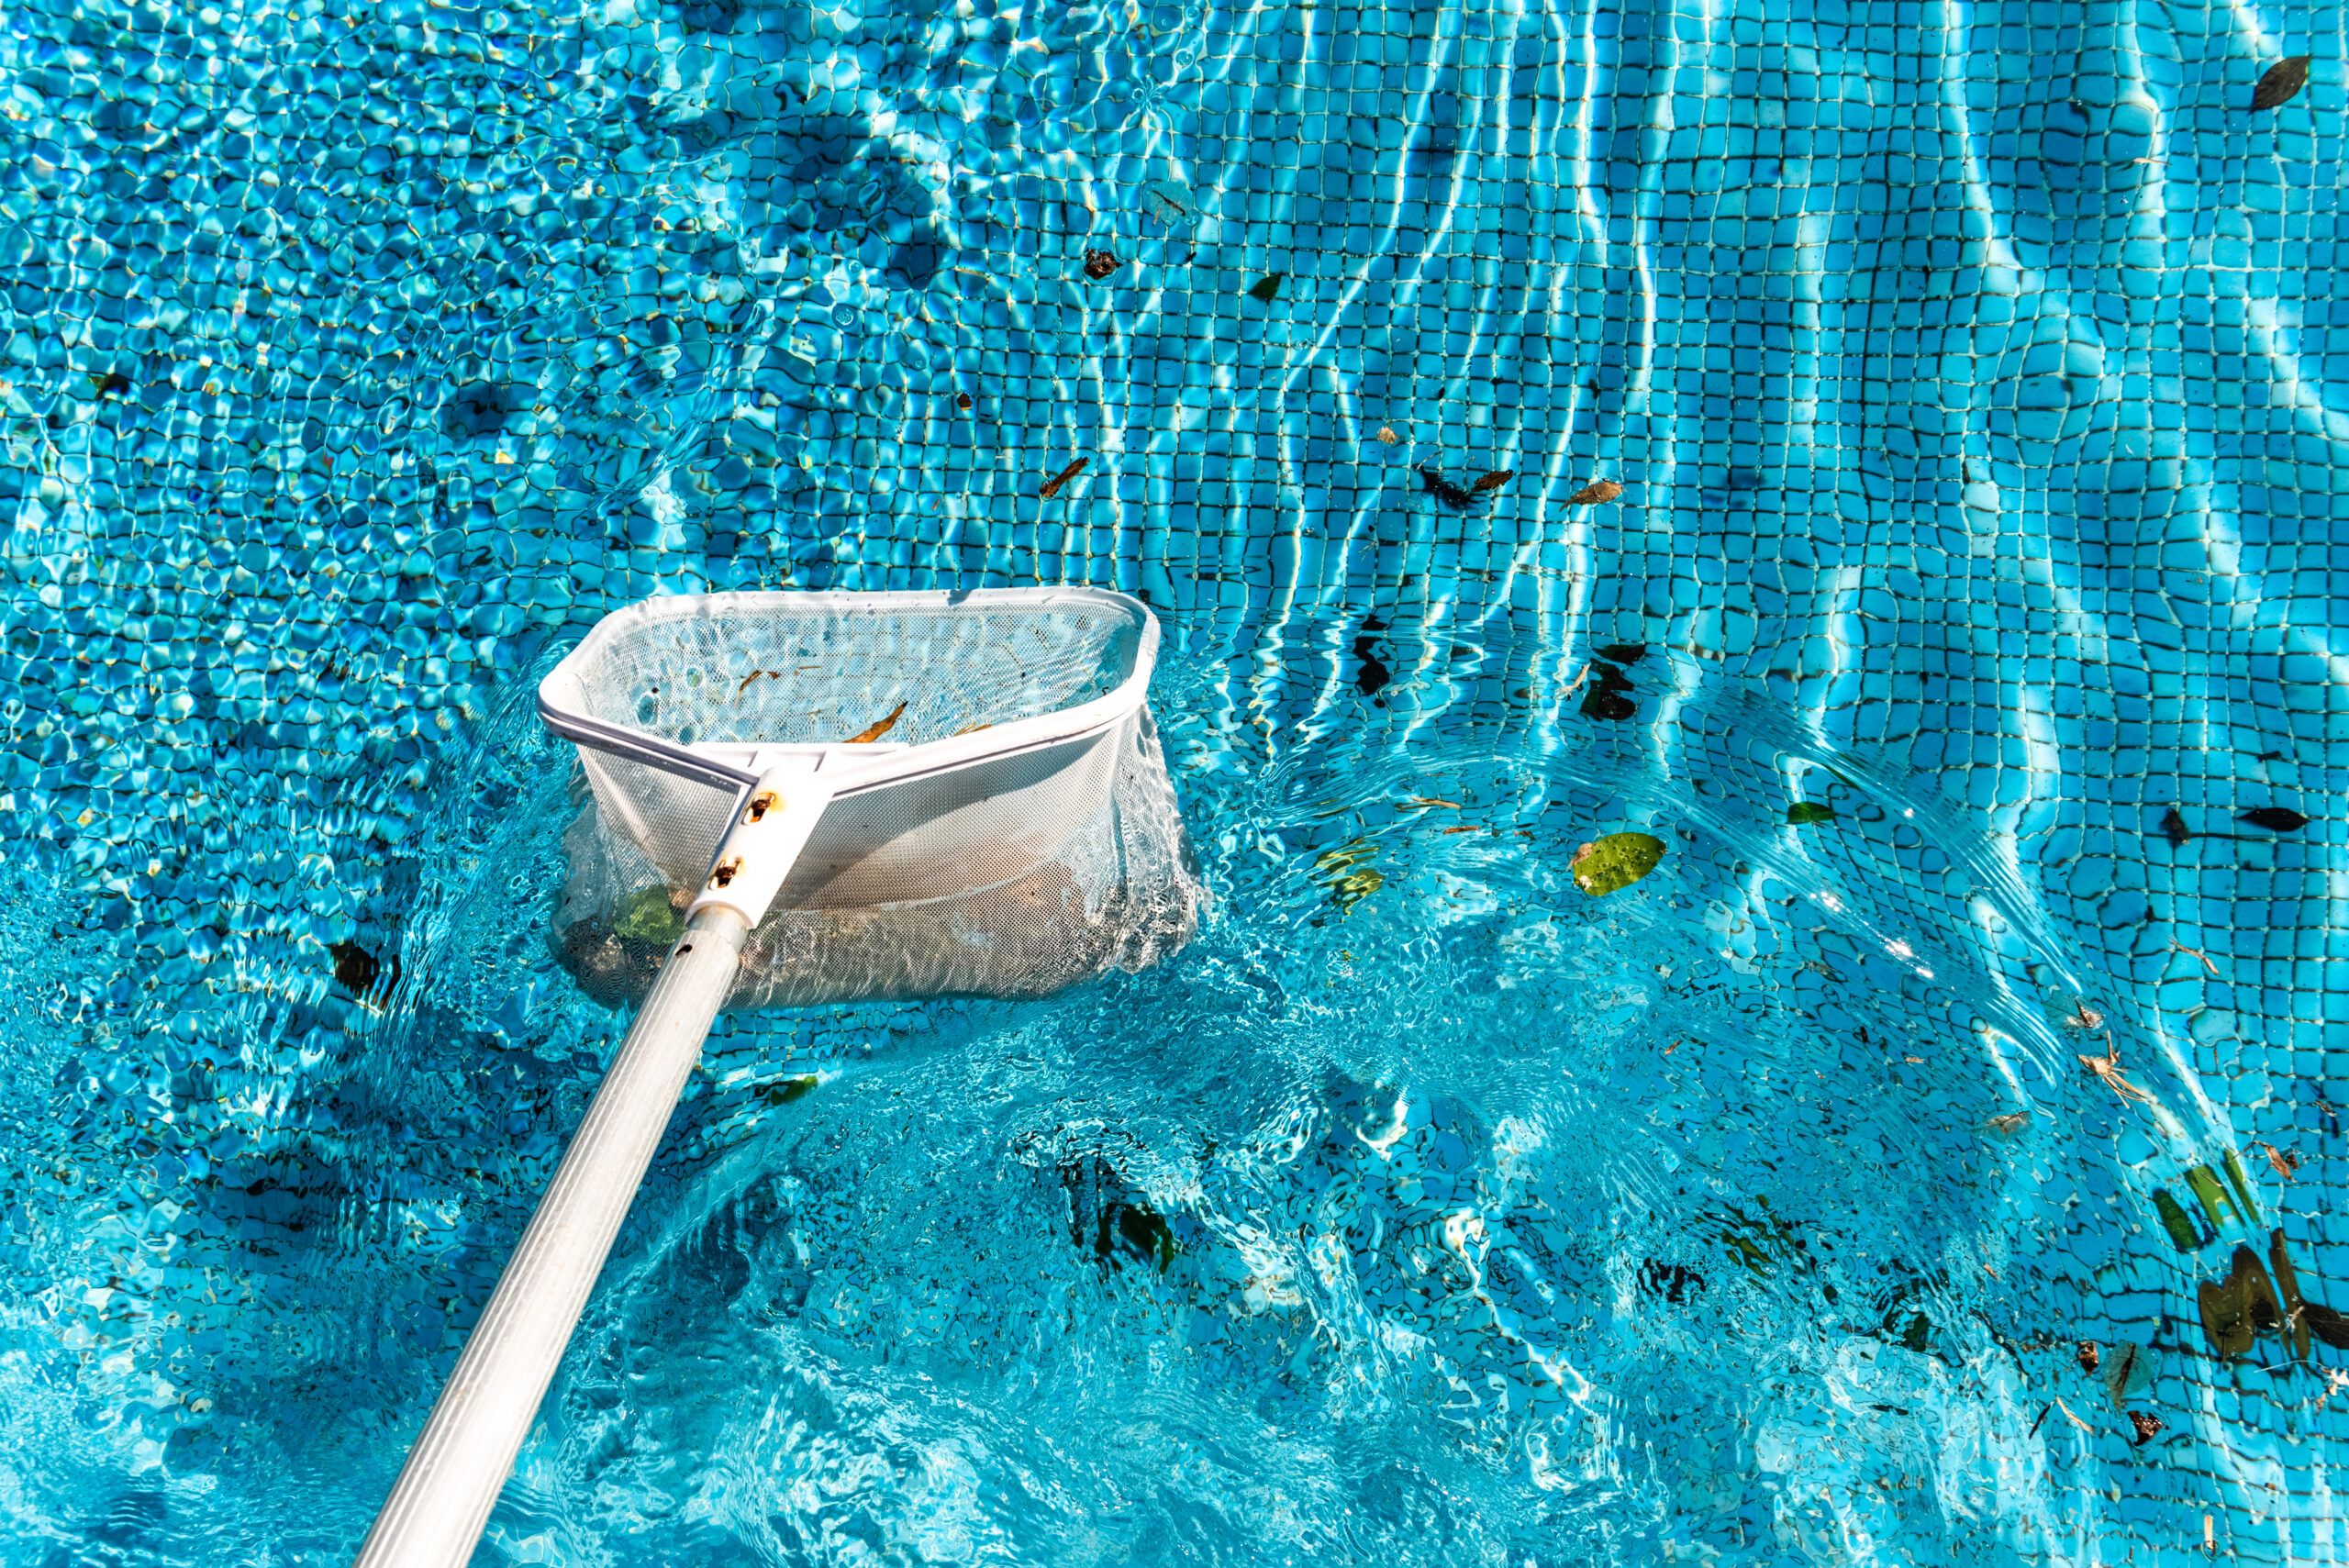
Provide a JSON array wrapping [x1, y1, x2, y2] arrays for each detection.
[[2128, 1410, 2166, 1447], [1470, 469, 1512, 494], [1040, 457, 1087, 499], [1571, 831, 1664, 896], [956, 392, 973, 411], [2077, 1043, 2155, 1106], [2104, 1341, 2149, 1408], [1786, 802, 1836, 825], [1247, 272, 1283, 302], [2076, 1340, 2100, 1373], [1986, 1109, 2031, 1136], [1376, 426, 1398, 444], [2198, 1244, 2285, 1358], [2253, 54, 2311, 111], [2159, 808, 2193, 847], [1314, 840, 1384, 914], [2184, 1163, 2240, 1232], [846, 702, 907, 743], [1082, 247, 1119, 280], [89, 370, 131, 398], [2153, 1187, 2213, 1251], [758, 1074, 818, 1106], [2239, 806, 2311, 831], [328, 939, 395, 1000], [1567, 477, 1623, 506], [1419, 467, 1476, 509], [1581, 662, 1636, 721], [611, 884, 686, 944]]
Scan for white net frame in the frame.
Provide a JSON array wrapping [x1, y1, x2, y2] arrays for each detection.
[[535, 587, 1199, 1008]]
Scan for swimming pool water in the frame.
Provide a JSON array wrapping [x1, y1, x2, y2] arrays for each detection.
[[0, 0, 2342, 1560]]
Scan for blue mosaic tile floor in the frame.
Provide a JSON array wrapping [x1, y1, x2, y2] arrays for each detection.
[[0, 0, 2342, 1561]]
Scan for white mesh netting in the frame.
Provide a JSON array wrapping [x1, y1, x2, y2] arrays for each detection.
[[540, 592, 1199, 1008]]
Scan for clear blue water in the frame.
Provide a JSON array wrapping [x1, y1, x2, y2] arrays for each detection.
[[0, 0, 2341, 1560]]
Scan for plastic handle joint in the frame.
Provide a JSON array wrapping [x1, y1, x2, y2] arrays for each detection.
[[685, 762, 832, 928]]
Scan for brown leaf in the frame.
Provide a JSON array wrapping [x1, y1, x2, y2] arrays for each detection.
[[2253, 54, 2311, 111], [2076, 1340, 2100, 1373], [2128, 1410, 2166, 1447], [2256, 1141, 2299, 1178], [1082, 247, 1119, 280], [845, 702, 907, 743], [1471, 470, 1513, 494], [1040, 457, 1087, 500], [955, 392, 973, 411], [1375, 426, 1398, 445], [2198, 1244, 2284, 1358], [1567, 478, 1623, 506]]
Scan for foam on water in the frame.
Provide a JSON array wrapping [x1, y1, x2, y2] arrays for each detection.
[[0, 0, 2340, 1560]]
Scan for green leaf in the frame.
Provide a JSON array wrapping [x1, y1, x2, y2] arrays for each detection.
[[2152, 1188, 2211, 1251], [612, 884, 685, 943], [2222, 1150, 2259, 1227], [1247, 272, 1283, 302], [2185, 1164, 2239, 1232], [1571, 831, 1665, 896], [1786, 802, 1837, 825]]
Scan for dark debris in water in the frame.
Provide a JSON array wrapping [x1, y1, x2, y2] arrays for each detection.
[[2239, 806, 2311, 831], [1470, 469, 1512, 494], [758, 1074, 818, 1106], [1419, 467, 1477, 510], [1082, 247, 1119, 280], [1787, 802, 1837, 825], [2197, 1243, 2284, 1358], [1566, 477, 1623, 506], [1594, 642, 1646, 664], [1247, 272, 1283, 302], [2128, 1410, 2166, 1447], [1581, 662, 1636, 721], [328, 939, 396, 1002], [2076, 1340, 2099, 1373], [2159, 808, 2192, 847], [1039, 457, 1087, 500], [2253, 54, 2311, 111]]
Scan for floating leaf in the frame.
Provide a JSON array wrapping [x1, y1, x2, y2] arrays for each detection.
[[2185, 1164, 2239, 1232], [2152, 1188, 2211, 1251], [1470, 469, 1512, 494], [2252, 54, 2310, 111], [612, 885, 685, 943], [1082, 247, 1119, 280], [1247, 272, 1284, 302], [2239, 806, 2310, 831], [846, 702, 907, 743], [2159, 808, 2192, 847], [2128, 1410, 2166, 1447], [2197, 1244, 2284, 1358], [1571, 831, 1665, 896], [1787, 802, 1837, 825], [1040, 457, 1088, 500], [2269, 1227, 2311, 1362], [1567, 477, 1623, 506]]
